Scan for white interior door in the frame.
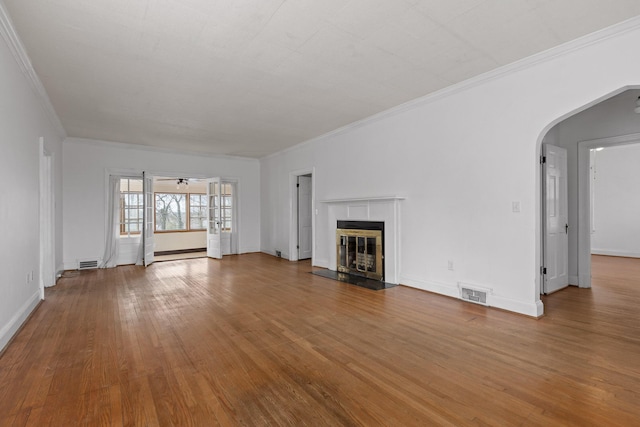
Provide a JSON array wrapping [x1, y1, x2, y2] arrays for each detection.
[[143, 172, 154, 267], [220, 181, 237, 255], [298, 175, 312, 260], [207, 177, 222, 259], [543, 144, 569, 294]]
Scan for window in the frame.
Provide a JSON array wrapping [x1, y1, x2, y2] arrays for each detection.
[[190, 194, 207, 230], [120, 178, 143, 236], [155, 192, 206, 232], [221, 183, 233, 232]]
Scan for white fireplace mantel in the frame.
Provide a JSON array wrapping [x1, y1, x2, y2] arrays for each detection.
[[320, 195, 405, 204], [322, 196, 404, 284]]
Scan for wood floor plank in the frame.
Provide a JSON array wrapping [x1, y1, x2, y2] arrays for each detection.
[[1, 253, 640, 425]]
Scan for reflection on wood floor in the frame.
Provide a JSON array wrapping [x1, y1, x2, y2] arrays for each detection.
[[154, 251, 207, 262], [0, 253, 639, 425]]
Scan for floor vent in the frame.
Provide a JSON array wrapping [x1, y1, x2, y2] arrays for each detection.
[[459, 284, 489, 306], [78, 259, 99, 270]]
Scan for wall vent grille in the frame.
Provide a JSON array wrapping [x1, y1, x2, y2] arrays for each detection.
[[78, 259, 99, 270], [460, 285, 488, 306]]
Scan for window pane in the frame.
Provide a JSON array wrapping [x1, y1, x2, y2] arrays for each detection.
[[155, 193, 187, 231], [190, 218, 204, 229], [120, 178, 143, 236]]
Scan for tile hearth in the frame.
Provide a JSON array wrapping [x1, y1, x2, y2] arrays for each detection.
[[311, 269, 398, 291]]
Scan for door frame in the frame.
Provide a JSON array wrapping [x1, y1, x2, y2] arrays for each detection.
[[289, 168, 315, 263], [39, 138, 55, 299], [576, 132, 640, 288], [147, 171, 242, 257]]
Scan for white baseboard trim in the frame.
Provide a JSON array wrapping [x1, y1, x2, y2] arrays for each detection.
[[240, 246, 261, 254], [313, 258, 329, 269], [489, 294, 544, 318], [400, 275, 459, 299], [0, 290, 40, 353], [569, 275, 580, 286], [591, 249, 640, 258], [400, 275, 543, 317], [260, 249, 287, 258]]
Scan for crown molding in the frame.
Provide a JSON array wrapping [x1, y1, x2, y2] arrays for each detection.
[[64, 137, 260, 163], [262, 15, 640, 161], [0, 1, 66, 138]]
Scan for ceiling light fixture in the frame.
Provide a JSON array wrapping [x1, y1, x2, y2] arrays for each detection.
[[635, 96, 640, 114], [176, 178, 189, 190]]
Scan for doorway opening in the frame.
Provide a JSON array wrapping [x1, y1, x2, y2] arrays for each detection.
[[152, 176, 238, 263], [289, 169, 314, 262], [540, 87, 640, 302], [153, 176, 208, 262]]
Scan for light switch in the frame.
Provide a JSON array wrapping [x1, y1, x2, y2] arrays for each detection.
[[512, 201, 521, 213]]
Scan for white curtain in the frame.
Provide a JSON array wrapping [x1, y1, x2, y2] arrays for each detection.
[[100, 175, 121, 268]]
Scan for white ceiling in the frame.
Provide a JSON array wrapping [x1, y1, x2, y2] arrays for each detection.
[[4, 0, 640, 158]]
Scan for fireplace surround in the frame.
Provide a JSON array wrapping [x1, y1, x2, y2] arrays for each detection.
[[322, 196, 403, 284]]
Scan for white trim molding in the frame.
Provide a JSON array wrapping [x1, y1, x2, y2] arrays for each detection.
[[262, 16, 640, 161], [400, 275, 544, 318], [65, 137, 260, 163], [0, 290, 40, 352], [577, 132, 640, 289], [0, 2, 66, 137]]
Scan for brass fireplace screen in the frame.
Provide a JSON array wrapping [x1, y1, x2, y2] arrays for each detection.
[[336, 221, 384, 281]]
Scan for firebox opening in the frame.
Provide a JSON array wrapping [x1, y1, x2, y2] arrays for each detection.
[[336, 220, 384, 281]]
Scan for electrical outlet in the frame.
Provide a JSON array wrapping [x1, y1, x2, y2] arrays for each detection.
[[447, 260, 454, 271]]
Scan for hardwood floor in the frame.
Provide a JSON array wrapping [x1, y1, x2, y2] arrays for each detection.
[[1, 254, 639, 426]]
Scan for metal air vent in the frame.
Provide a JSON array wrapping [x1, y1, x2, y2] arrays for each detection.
[[78, 259, 99, 270], [459, 283, 489, 306]]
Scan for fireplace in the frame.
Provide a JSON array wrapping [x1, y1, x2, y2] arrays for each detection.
[[336, 220, 384, 281]]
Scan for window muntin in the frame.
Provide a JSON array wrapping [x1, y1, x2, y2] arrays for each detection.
[[189, 194, 207, 230], [154, 192, 207, 232], [221, 183, 233, 232], [120, 178, 143, 236]]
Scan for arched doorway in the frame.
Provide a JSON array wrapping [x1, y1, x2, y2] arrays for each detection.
[[539, 87, 640, 300]]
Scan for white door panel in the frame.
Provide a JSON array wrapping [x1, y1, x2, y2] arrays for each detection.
[[543, 144, 568, 293], [221, 233, 232, 255], [207, 177, 222, 259], [298, 175, 312, 260], [143, 172, 154, 267]]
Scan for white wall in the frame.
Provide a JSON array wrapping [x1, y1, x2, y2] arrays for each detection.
[[552, 90, 640, 281], [261, 19, 640, 317], [0, 16, 64, 350], [154, 232, 206, 253], [63, 139, 260, 269], [591, 144, 640, 257]]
